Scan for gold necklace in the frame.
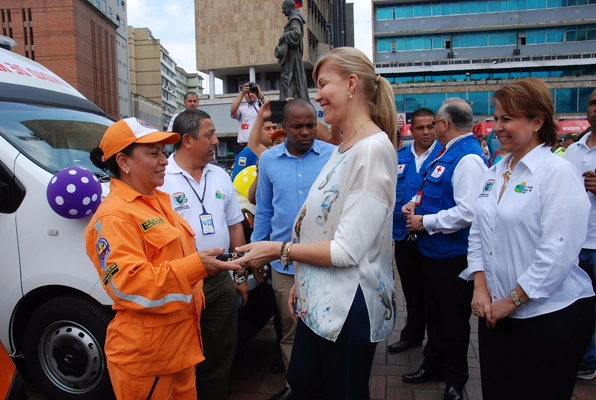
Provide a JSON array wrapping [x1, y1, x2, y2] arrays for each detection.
[[498, 157, 514, 202], [341, 119, 371, 152]]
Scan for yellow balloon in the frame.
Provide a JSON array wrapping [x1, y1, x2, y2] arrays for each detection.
[[233, 165, 257, 198]]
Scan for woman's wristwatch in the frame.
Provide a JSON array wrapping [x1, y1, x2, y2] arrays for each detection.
[[510, 288, 524, 307]]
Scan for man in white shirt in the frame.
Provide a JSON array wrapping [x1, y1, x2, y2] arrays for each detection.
[[167, 91, 199, 132], [230, 82, 265, 150], [159, 109, 246, 400], [565, 88, 596, 380], [401, 98, 487, 400]]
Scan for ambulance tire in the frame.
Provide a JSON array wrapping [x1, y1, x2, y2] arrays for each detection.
[[23, 296, 115, 400]]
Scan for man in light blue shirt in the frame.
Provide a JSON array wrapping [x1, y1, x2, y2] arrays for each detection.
[[252, 98, 334, 400]]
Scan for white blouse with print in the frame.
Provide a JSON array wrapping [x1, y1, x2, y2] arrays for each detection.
[[292, 132, 398, 342]]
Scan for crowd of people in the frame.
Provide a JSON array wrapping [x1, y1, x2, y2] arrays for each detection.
[[387, 82, 596, 400], [84, 44, 596, 400]]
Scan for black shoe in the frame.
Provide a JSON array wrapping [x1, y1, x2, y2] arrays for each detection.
[[270, 387, 293, 400], [402, 368, 443, 383], [444, 386, 463, 400], [269, 356, 286, 374], [387, 340, 423, 353]]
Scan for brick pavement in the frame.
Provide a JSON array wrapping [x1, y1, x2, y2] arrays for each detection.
[[25, 276, 596, 399], [227, 276, 596, 400]]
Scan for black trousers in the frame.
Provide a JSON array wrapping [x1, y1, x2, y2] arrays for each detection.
[[479, 296, 595, 400], [420, 254, 473, 390], [287, 287, 377, 400], [395, 238, 426, 343]]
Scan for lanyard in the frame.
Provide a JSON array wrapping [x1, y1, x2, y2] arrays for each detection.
[[182, 173, 208, 214]]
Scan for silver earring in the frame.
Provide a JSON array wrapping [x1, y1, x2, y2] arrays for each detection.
[[125, 170, 130, 175], [348, 93, 353, 99]]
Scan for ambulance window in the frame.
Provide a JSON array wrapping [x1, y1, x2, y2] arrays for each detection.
[[0, 101, 112, 176], [0, 161, 25, 214]]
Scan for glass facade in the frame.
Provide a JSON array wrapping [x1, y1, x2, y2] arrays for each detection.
[[377, 0, 596, 20], [383, 65, 596, 84], [377, 24, 596, 52], [394, 88, 593, 115]]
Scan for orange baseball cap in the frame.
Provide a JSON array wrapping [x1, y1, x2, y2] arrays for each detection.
[[270, 129, 286, 142], [100, 118, 180, 159]]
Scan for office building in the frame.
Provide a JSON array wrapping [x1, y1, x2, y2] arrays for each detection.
[[130, 92, 162, 128], [104, 0, 131, 119], [87, 0, 131, 119], [373, 0, 596, 118], [128, 27, 180, 129], [1, 0, 120, 119], [195, 0, 351, 97]]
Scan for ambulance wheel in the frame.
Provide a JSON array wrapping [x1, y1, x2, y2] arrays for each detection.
[[23, 296, 115, 400]]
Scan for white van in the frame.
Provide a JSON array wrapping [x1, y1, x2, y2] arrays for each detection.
[[0, 39, 116, 399], [0, 39, 274, 400]]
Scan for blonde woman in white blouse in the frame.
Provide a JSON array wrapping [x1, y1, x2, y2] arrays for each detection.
[[461, 79, 595, 400], [235, 47, 398, 399]]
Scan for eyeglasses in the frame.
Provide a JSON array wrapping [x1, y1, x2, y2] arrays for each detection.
[[432, 118, 447, 125]]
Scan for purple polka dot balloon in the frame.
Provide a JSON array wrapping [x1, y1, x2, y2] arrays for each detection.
[[46, 167, 102, 219]]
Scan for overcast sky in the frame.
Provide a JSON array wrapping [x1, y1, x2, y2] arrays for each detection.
[[127, 0, 372, 94]]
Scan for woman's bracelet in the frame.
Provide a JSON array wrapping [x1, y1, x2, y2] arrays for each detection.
[[280, 241, 292, 268]]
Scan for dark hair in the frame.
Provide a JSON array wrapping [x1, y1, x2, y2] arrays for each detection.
[[89, 143, 137, 178], [263, 116, 273, 124], [283, 98, 316, 123], [172, 109, 212, 150], [411, 108, 435, 126], [492, 79, 557, 146], [438, 98, 474, 131], [184, 92, 198, 101]]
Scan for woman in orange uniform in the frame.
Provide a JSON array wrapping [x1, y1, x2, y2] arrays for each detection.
[[85, 118, 238, 400]]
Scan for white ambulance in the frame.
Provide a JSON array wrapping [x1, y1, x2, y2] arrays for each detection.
[[0, 37, 116, 399]]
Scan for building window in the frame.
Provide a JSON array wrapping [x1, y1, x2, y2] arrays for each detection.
[[108, 7, 112, 18], [377, 24, 591, 53], [377, 0, 590, 21], [554, 88, 579, 113], [377, 5, 394, 20], [383, 64, 596, 87], [101, 0, 106, 13], [227, 75, 250, 94]]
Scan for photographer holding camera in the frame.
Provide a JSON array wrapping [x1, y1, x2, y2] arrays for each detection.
[[231, 82, 265, 151]]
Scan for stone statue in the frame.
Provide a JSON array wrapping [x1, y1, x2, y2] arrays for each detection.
[[275, 0, 309, 101]]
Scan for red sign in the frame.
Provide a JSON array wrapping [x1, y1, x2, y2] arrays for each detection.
[[557, 119, 589, 135]]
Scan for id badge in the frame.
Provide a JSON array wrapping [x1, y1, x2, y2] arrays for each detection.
[[415, 190, 423, 206], [200, 213, 215, 235]]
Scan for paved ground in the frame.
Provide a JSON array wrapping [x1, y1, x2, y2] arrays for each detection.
[[25, 275, 596, 399]]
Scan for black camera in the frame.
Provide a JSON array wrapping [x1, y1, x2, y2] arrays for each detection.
[[247, 82, 259, 94]]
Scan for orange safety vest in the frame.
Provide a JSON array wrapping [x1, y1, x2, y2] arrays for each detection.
[[85, 178, 208, 376]]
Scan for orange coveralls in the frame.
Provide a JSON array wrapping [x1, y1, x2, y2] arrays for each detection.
[[84, 178, 208, 400]]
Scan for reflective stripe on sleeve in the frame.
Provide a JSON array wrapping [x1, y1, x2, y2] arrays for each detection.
[[109, 281, 193, 308]]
